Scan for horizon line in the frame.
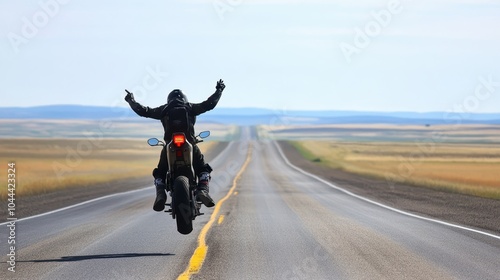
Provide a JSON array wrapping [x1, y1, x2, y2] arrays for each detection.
[[1, 104, 500, 114]]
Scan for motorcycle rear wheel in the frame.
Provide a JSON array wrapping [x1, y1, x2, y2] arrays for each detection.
[[172, 176, 193, 234]]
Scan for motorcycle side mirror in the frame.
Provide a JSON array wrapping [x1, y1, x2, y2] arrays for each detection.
[[147, 138, 161, 146], [198, 131, 210, 139]]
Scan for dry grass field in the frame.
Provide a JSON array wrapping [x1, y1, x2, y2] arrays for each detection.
[[0, 138, 215, 199], [291, 141, 500, 199], [261, 123, 500, 199], [261, 123, 500, 143], [0, 119, 237, 140]]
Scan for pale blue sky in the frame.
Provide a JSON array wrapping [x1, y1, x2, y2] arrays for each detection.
[[1, 0, 499, 112]]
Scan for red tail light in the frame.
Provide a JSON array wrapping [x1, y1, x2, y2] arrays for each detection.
[[173, 133, 185, 147]]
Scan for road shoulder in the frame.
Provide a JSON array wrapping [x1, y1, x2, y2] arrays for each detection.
[[278, 141, 500, 234]]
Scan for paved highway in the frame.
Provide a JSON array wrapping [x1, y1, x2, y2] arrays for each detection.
[[2, 127, 499, 280]]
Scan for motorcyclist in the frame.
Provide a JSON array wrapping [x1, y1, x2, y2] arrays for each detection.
[[124, 79, 225, 211]]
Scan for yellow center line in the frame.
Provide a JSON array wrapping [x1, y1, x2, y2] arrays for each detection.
[[217, 215, 225, 225], [177, 144, 252, 280]]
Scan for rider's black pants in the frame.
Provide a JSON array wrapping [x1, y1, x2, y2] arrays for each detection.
[[152, 144, 211, 181]]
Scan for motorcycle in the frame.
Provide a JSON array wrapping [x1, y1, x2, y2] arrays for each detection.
[[147, 130, 211, 235]]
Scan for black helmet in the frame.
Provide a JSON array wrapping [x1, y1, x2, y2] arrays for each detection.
[[167, 89, 188, 105]]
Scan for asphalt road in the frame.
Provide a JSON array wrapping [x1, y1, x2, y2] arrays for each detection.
[[2, 127, 499, 280]]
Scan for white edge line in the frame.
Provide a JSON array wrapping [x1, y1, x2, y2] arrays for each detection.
[[0, 186, 152, 225], [0, 140, 233, 226], [273, 140, 500, 241]]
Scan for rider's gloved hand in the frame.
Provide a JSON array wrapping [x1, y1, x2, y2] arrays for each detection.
[[216, 79, 225, 92], [124, 89, 135, 102]]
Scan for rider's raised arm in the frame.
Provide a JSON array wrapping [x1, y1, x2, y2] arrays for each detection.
[[125, 90, 165, 120], [192, 79, 225, 116]]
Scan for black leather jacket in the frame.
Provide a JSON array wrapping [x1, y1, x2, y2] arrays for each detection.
[[126, 89, 222, 142]]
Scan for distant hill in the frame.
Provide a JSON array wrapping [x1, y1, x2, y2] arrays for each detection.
[[1, 105, 500, 125], [0, 105, 136, 119]]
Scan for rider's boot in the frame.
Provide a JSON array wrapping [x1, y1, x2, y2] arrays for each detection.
[[196, 172, 215, 207], [153, 178, 167, 212]]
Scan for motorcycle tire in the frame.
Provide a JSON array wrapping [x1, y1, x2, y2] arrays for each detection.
[[172, 176, 193, 234]]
